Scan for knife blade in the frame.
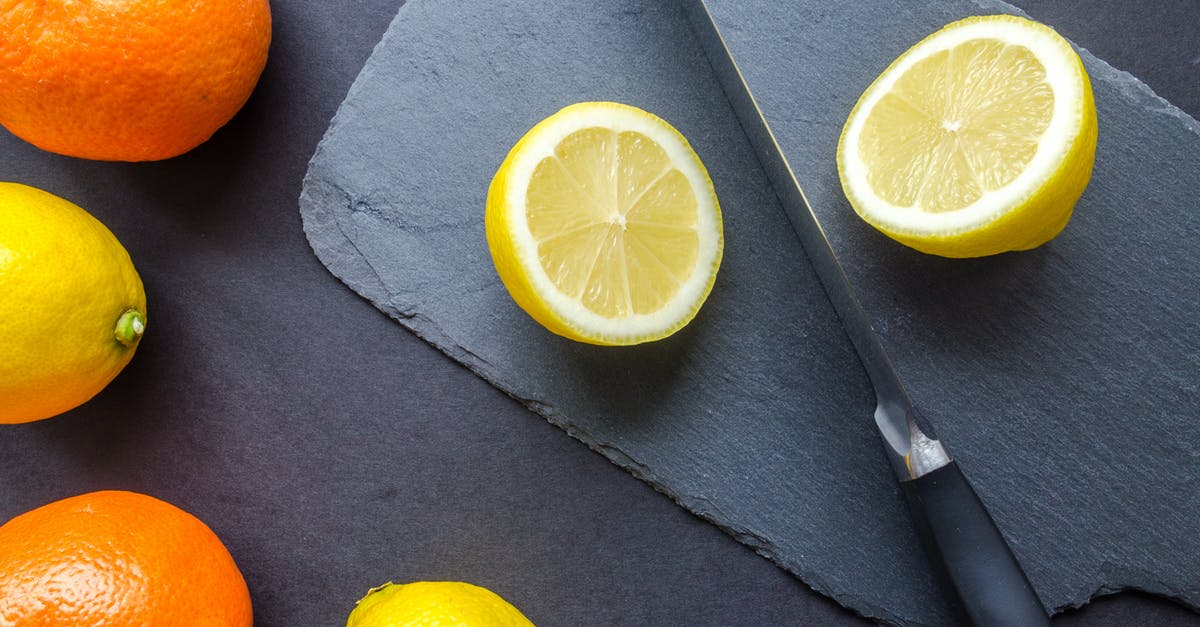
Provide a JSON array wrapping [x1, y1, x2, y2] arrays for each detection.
[[684, 2, 1050, 624]]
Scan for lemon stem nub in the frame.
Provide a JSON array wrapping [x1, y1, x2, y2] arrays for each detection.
[[114, 309, 146, 347]]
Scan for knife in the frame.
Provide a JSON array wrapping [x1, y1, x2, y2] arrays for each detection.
[[684, 3, 1051, 625]]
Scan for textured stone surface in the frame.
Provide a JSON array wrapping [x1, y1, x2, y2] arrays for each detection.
[[701, 0, 1200, 623], [299, 1, 1200, 625]]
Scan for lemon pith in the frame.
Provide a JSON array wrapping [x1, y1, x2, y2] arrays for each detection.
[[0, 182, 147, 424], [486, 102, 723, 345], [837, 15, 1097, 258]]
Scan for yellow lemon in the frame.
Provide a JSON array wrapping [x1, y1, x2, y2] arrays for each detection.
[[837, 15, 1097, 257], [346, 581, 534, 627], [0, 182, 147, 424], [486, 102, 723, 345]]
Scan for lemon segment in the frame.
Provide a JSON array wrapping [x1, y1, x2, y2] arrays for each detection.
[[837, 15, 1097, 257], [487, 102, 723, 345]]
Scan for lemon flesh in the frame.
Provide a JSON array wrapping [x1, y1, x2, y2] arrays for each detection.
[[837, 15, 1097, 257], [346, 581, 534, 627], [0, 182, 146, 424], [487, 102, 723, 345]]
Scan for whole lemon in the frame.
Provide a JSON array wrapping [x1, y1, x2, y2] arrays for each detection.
[[0, 182, 147, 424], [347, 581, 534, 627]]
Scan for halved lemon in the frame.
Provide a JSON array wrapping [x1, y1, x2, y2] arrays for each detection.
[[486, 102, 723, 345], [837, 14, 1097, 258]]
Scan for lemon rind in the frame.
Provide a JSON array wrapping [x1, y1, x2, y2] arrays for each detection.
[[493, 102, 723, 344], [838, 15, 1089, 238]]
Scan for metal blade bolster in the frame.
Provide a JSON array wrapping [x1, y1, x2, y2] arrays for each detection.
[[684, 0, 950, 480]]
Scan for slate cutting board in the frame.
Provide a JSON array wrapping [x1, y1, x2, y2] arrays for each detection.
[[1, 1, 888, 624], [698, 0, 1200, 618], [299, 0, 1200, 625]]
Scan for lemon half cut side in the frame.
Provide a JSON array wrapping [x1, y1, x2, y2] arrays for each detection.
[[837, 14, 1097, 258], [487, 102, 724, 345]]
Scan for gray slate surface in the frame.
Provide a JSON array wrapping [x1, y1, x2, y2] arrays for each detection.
[[701, 0, 1200, 622], [299, 0, 1199, 625], [0, 1, 882, 624]]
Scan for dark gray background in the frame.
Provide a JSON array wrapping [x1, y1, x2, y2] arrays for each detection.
[[0, 1, 1196, 625]]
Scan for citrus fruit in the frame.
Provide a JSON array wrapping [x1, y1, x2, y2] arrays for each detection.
[[347, 581, 534, 627], [486, 101, 723, 345], [0, 490, 252, 625], [0, 182, 147, 424], [0, 0, 272, 161], [837, 14, 1097, 258]]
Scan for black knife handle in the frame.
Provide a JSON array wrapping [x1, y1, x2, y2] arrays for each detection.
[[900, 461, 1050, 627]]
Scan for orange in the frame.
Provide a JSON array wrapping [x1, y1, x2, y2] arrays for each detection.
[[0, 490, 253, 625], [0, 0, 272, 161]]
